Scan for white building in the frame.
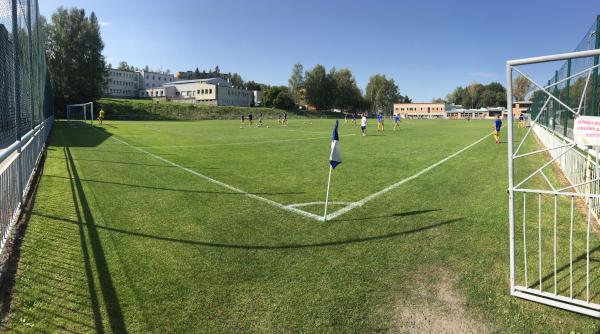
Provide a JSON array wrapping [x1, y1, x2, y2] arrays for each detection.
[[143, 78, 252, 107], [104, 69, 140, 98], [253, 90, 262, 106], [138, 70, 176, 89]]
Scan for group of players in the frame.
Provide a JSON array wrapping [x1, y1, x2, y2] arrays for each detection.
[[239, 110, 518, 143], [492, 113, 526, 144], [240, 111, 288, 128], [344, 113, 402, 136]]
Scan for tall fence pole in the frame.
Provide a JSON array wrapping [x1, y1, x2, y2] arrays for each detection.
[[591, 15, 600, 116], [26, 0, 34, 128], [564, 59, 571, 137], [11, 0, 23, 201], [553, 70, 558, 131]]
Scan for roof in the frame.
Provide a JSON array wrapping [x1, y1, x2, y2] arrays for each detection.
[[163, 77, 231, 87]]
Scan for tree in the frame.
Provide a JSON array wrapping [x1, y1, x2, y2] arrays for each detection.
[[45, 7, 105, 111], [117, 61, 130, 71], [262, 86, 294, 110], [244, 81, 261, 91], [143, 65, 150, 72], [304, 64, 334, 110], [513, 75, 531, 101], [288, 63, 305, 105], [365, 74, 402, 115], [273, 91, 295, 110], [447, 82, 505, 108], [330, 68, 362, 111], [432, 97, 446, 104], [466, 82, 483, 108], [230, 73, 244, 87], [194, 67, 201, 79]]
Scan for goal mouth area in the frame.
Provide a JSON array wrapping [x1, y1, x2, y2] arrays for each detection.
[[66, 102, 95, 127]]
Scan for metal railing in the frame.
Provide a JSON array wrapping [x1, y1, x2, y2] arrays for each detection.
[[0, 116, 52, 254], [0, 0, 53, 259]]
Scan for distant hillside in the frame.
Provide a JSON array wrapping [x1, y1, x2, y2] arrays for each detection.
[[96, 98, 340, 120]]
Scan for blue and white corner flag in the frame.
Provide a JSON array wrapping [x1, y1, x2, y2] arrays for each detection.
[[329, 120, 342, 169]]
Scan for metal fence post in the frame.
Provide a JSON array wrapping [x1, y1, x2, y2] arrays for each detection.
[[564, 59, 571, 137], [553, 71, 558, 131], [11, 0, 23, 202], [590, 15, 600, 116], [26, 0, 34, 127]]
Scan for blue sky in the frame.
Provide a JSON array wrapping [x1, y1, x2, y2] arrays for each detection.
[[39, 0, 599, 101]]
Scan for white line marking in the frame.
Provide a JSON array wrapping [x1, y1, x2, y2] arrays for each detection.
[[324, 132, 492, 221], [138, 134, 355, 149], [286, 201, 354, 208], [92, 127, 489, 222], [94, 128, 324, 221]]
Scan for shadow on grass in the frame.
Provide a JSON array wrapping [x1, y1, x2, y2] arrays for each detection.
[[52, 122, 113, 148], [64, 146, 126, 333], [527, 244, 600, 299], [46, 156, 179, 169], [43, 174, 306, 196], [332, 209, 440, 222], [33, 212, 462, 250]]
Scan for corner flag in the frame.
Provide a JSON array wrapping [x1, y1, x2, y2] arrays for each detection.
[[329, 120, 342, 169], [324, 120, 341, 221]]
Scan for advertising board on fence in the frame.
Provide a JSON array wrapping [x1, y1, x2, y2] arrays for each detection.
[[573, 116, 600, 146]]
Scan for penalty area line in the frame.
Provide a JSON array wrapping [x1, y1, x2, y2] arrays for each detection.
[[93, 128, 324, 221], [324, 132, 493, 221]]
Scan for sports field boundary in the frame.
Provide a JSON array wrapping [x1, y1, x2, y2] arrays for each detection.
[[92, 127, 490, 222]]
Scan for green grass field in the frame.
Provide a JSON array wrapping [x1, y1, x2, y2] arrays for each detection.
[[3, 118, 600, 333]]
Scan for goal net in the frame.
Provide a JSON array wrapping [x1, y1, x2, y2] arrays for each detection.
[[66, 102, 94, 127]]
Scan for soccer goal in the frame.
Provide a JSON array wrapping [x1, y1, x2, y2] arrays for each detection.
[[66, 102, 94, 127]]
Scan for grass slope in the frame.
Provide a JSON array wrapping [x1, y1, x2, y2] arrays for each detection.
[[97, 98, 339, 121], [2, 119, 600, 333]]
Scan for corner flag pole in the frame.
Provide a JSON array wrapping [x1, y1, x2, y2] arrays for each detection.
[[323, 165, 333, 221], [324, 120, 341, 222]]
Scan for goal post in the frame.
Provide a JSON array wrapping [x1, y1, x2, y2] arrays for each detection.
[[66, 102, 95, 127]]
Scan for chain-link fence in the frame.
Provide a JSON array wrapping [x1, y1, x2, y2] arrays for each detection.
[[0, 0, 53, 258], [526, 16, 600, 139]]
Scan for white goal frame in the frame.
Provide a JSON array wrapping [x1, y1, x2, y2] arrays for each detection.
[[66, 102, 95, 127], [507, 48, 600, 318]]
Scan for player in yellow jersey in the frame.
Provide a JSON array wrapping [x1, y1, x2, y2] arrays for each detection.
[[98, 107, 105, 125]]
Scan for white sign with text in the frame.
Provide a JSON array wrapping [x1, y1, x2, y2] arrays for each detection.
[[573, 116, 600, 147]]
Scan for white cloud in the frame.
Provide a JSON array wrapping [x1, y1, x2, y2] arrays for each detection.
[[98, 21, 112, 27], [469, 72, 497, 78]]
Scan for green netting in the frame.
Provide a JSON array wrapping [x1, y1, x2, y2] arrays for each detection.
[[0, 0, 52, 149], [525, 17, 600, 139]]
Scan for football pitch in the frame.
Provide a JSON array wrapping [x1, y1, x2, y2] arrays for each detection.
[[3, 119, 600, 332]]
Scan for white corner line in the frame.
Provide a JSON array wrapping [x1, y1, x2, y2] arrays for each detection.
[[324, 132, 493, 221], [286, 201, 354, 208], [92, 126, 490, 223]]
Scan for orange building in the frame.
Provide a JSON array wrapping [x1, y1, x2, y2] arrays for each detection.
[[393, 103, 446, 119], [512, 101, 532, 117]]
